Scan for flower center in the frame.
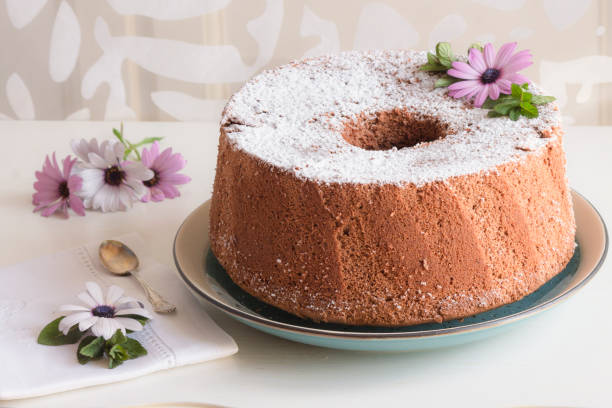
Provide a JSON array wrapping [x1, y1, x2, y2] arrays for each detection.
[[104, 165, 125, 186], [58, 181, 70, 198], [481, 68, 501, 84], [143, 170, 159, 187], [92, 305, 115, 318]]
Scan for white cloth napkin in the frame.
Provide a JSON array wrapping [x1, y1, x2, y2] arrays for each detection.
[[0, 233, 238, 400]]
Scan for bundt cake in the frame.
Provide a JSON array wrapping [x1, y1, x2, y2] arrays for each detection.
[[209, 50, 576, 326]]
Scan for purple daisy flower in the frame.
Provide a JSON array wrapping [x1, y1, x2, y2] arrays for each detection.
[[447, 42, 533, 107], [33, 153, 85, 218], [141, 142, 191, 202]]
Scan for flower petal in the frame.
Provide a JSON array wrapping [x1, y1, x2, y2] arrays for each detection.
[[494, 42, 517, 69], [86, 281, 105, 305], [87, 152, 110, 169], [41, 200, 64, 217], [58, 304, 90, 312], [473, 85, 489, 107], [505, 73, 531, 86], [488, 83, 500, 100], [115, 307, 153, 319], [448, 62, 480, 80], [483, 43, 495, 67], [115, 317, 144, 332], [77, 291, 98, 308], [497, 79, 512, 94], [68, 195, 86, 216], [78, 315, 98, 332], [503, 50, 533, 73], [58, 312, 92, 334], [106, 285, 124, 306], [468, 48, 486, 73]]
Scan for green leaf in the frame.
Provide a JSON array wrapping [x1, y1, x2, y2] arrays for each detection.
[[434, 75, 460, 88], [435, 42, 453, 67], [511, 84, 523, 98], [522, 91, 532, 103], [531, 95, 556, 105], [77, 336, 104, 364], [468, 43, 483, 53], [420, 63, 447, 72], [521, 83, 529, 90], [494, 100, 520, 115], [487, 110, 504, 118], [122, 338, 148, 359], [109, 357, 124, 369], [509, 107, 521, 121], [482, 98, 501, 109], [427, 52, 439, 65], [37, 317, 82, 346], [108, 344, 129, 361], [521, 102, 539, 118], [79, 336, 106, 358], [108, 329, 127, 346]]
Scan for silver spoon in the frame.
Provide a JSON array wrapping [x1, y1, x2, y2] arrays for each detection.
[[99, 240, 176, 313]]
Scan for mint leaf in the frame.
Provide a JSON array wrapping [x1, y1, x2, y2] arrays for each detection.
[[109, 357, 124, 369], [521, 102, 539, 118], [436, 42, 454, 67], [37, 317, 82, 346], [434, 75, 460, 88], [77, 336, 104, 364], [420, 63, 447, 72], [521, 83, 529, 90], [487, 110, 504, 118], [494, 100, 520, 115], [108, 330, 127, 346], [79, 336, 105, 358], [511, 84, 523, 98], [108, 344, 129, 361], [531, 95, 556, 105], [427, 52, 439, 65], [122, 338, 148, 359], [509, 107, 521, 121]]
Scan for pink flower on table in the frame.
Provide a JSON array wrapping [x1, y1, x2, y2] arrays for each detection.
[[32, 153, 85, 218], [447, 42, 533, 107], [140, 142, 191, 202]]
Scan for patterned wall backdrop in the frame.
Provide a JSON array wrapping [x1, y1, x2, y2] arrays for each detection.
[[1, 0, 610, 124]]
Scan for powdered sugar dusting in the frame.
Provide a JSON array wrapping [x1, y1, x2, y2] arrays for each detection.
[[221, 50, 561, 186]]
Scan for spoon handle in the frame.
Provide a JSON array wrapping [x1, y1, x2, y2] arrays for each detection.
[[131, 272, 177, 313]]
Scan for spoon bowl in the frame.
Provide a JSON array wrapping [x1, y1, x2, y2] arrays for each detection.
[[99, 240, 139, 276]]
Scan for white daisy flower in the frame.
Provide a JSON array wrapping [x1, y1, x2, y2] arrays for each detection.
[[71, 138, 153, 212], [58, 281, 152, 340]]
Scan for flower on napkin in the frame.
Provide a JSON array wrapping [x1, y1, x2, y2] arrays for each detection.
[[32, 153, 85, 218], [72, 139, 153, 212], [38, 281, 152, 369], [58, 281, 152, 340], [141, 141, 191, 202]]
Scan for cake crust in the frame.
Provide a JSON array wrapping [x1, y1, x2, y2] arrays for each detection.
[[209, 50, 576, 326]]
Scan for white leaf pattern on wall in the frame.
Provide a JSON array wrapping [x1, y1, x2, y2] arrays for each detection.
[[470, 0, 526, 11], [65, 108, 91, 120], [428, 14, 467, 49], [151, 92, 225, 121], [354, 3, 419, 50], [539, 56, 612, 108], [106, 0, 231, 20], [49, 1, 81, 82], [300, 5, 340, 58], [246, 0, 283, 70], [0, 113, 13, 120], [6, 73, 35, 120], [542, 0, 592, 31], [509, 26, 534, 40], [5, 0, 48, 29]]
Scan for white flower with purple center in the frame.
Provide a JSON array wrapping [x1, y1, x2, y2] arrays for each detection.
[[58, 282, 152, 340], [71, 138, 153, 212]]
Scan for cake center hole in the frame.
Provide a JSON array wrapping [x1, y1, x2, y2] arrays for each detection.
[[341, 109, 448, 151]]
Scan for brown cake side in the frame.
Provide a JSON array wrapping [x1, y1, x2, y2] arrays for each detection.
[[209, 125, 575, 326]]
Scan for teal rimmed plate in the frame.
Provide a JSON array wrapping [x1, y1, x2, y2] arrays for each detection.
[[173, 190, 607, 351]]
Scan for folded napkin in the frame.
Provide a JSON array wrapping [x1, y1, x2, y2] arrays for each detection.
[[0, 233, 238, 400]]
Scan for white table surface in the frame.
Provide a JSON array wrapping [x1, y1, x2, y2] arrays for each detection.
[[1, 121, 610, 408]]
